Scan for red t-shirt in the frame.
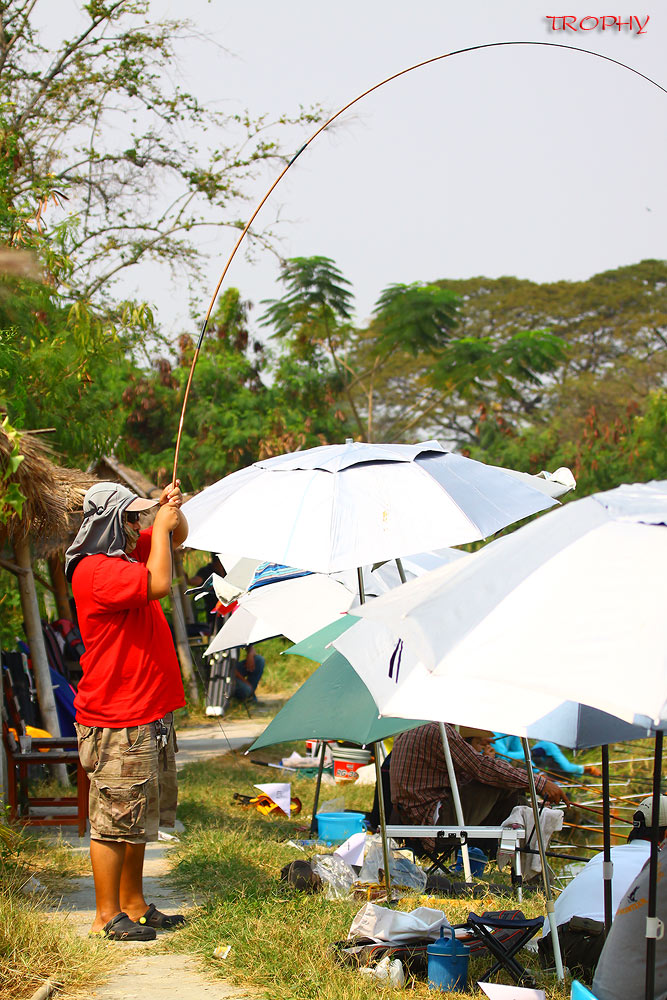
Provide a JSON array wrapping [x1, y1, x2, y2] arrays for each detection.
[[72, 529, 185, 727]]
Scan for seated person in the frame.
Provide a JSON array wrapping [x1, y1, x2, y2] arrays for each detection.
[[540, 794, 667, 981], [232, 644, 265, 704], [593, 801, 667, 1000], [389, 723, 568, 855]]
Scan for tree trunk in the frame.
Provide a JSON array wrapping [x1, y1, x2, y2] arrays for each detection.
[[13, 535, 69, 785], [170, 576, 199, 705], [174, 550, 194, 624], [47, 553, 71, 620]]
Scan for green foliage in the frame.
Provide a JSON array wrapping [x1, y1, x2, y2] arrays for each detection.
[[119, 287, 351, 489], [372, 281, 459, 355], [0, 257, 153, 463], [260, 255, 354, 357], [468, 390, 667, 496], [0, 569, 23, 649], [0, 415, 25, 523], [432, 329, 565, 402], [0, 3, 322, 474]]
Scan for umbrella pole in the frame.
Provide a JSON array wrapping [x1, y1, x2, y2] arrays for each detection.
[[522, 738, 564, 981], [310, 741, 327, 837], [373, 742, 395, 903], [395, 558, 407, 584], [438, 722, 472, 883], [356, 567, 393, 901], [601, 744, 613, 936], [645, 729, 663, 1000]]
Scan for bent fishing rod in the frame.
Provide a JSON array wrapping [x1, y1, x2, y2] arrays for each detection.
[[172, 41, 667, 482]]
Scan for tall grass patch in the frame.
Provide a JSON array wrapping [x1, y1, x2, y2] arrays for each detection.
[[0, 824, 113, 1000]]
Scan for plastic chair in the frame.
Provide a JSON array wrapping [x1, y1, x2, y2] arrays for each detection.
[[571, 981, 600, 1000]]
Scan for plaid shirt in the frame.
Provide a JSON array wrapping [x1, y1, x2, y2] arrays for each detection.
[[390, 723, 547, 826]]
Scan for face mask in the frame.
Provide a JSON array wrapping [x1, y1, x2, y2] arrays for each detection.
[[123, 517, 141, 552]]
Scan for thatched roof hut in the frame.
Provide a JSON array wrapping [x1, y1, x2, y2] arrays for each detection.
[[0, 429, 97, 548], [0, 427, 98, 742], [90, 455, 161, 500]]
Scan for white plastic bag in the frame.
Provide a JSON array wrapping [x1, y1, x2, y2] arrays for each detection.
[[348, 902, 450, 943], [357, 835, 427, 893], [311, 853, 356, 899], [359, 955, 406, 987]]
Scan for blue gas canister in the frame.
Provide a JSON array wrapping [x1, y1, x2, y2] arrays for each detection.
[[427, 926, 469, 992]]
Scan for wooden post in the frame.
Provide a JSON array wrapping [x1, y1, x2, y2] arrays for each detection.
[[47, 553, 71, 620], [13, 535, 69, 785], [170, 574, 199, 705]]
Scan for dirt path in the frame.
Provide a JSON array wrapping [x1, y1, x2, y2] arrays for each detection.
[[50, 718, 270, 1000]]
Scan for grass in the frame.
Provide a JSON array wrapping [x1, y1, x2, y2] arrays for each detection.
[[0, 823, 114, 1000], [164, 748, 581, 1000], [178, 635, 318, 726]]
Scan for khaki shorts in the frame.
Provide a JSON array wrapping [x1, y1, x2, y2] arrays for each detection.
[[75, 715, 178, 843]]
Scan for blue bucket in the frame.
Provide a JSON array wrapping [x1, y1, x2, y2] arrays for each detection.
[[427, 926, 469, 992], [453, 846, 487, 876], [315, 811, 365, 843]]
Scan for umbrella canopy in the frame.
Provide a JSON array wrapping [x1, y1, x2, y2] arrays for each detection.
[[288, 616, 360, 662], [249, 651, 428, 751], [332, 480, 667, 734], [204, 573, 355, 655], [183, 440, 570, 574], [204, 547, 468, 654]]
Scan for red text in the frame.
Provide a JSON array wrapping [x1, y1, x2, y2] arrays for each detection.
[[545, 15, 650, 33]]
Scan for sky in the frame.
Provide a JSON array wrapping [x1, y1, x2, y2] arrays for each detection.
[[53, 1, 667, 334]]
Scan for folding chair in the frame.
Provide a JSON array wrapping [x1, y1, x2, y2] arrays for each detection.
[[456, 911, 544, 987], [385, 823, 526, 900]]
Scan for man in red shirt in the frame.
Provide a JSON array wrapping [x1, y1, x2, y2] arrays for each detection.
[[65, 480, 188, 940]]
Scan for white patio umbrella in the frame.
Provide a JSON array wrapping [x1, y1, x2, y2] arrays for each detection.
[[204, 548, 468, 655], [183, 440, 572, 574], [333, 481, 667, 730], [184, 439, 575, 891], [204, 573, 355, 654], [332, 480, 667, 992]]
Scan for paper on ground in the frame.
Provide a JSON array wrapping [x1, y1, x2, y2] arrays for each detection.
[[254, 782, 291, 817], [335, 831, 366, 867], [478, 983, 546, 1000]]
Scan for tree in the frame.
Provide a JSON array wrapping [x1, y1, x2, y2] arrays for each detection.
[[0, 0, 319, 305], [262, 258, 562, 444], [433, 262, 667, 443], [119, 287, 351, 488], [343, 261, 667, 449], [259, 255, 360, 433], [0, 240, 154, 463], [0, 1, 322, 467], [469, 390, 667, 496]]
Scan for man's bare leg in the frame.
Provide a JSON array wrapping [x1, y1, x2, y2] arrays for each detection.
[[119, 842, 149, 921], [90, 839, 126, 932]]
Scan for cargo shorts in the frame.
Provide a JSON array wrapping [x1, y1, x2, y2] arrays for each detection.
[[75, 714, 178, 843]]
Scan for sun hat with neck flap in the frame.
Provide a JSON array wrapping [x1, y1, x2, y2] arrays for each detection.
[[65, 481, 158, 581]]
